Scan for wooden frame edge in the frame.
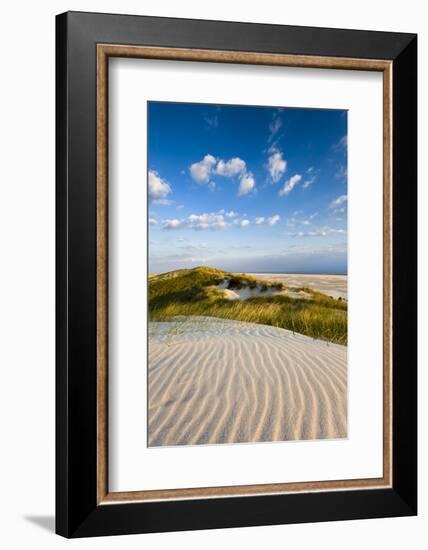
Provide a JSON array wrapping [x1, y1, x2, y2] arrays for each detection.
[[98, 44, 391, 71], [96, 44, 393, 504], [383, 62, 393, 489], [97, 45, 109, 503]]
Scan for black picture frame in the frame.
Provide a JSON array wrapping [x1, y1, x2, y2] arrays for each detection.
[[56, 11, 417, 538]]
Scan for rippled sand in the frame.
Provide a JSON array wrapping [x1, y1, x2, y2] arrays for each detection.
[[148, 317, 347, 447]]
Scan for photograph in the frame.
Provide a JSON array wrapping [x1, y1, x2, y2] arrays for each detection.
[[147, 101, 348, 447]]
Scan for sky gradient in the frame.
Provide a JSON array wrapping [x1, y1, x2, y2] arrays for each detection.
[[148, 101, 347, 274]]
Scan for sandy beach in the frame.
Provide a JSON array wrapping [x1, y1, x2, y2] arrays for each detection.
[[245, 273, 347, 300], [148, 316, 347, 447]]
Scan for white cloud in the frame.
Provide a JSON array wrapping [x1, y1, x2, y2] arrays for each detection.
[[216, 157, 255, 197], [238, 172, 256, 196], [215, 157, 246, 177], [279, 174, 302, 196], [267, 148, 287, 182], [302, 175, 316, 189], [148, 170, 172, 202], [268, 115, 282, 142], [329, 194, 348, 208], [254, 215, 280, 226], [187, 212, 229, 230], [162, 214, 225, 231], [189, 154, 255, 196], [267, 215, 280, 226], [287, 212, 317, 227], [288, 226, 346, 238], [198, 221, 227, 230], [149, 218, 158, 225], [189, 154, 216, 183], [226, 210, 238, 218], [333, 135, 347, 152], [235, 219, 250, 227], [163, 218, 184, 230], [335, 164, 348, 181], [204, 114, 219, 128], [152, 198, 173, 206]]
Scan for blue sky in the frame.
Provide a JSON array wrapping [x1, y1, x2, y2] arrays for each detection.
[[148, 101, 347, 274]]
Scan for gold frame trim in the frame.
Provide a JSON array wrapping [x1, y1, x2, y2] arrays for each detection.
[[96, 44, 393, 505]]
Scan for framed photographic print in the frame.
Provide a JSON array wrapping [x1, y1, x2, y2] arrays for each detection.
[[56, 11, 417, 538]]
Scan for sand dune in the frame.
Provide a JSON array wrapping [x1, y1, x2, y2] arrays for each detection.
[[148, 317, 347, 447]]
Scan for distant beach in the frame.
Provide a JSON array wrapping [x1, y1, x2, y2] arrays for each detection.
[[245, 273, 348, 301]]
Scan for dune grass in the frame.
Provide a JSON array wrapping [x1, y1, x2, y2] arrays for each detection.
[[149, 266, 347, 345]]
